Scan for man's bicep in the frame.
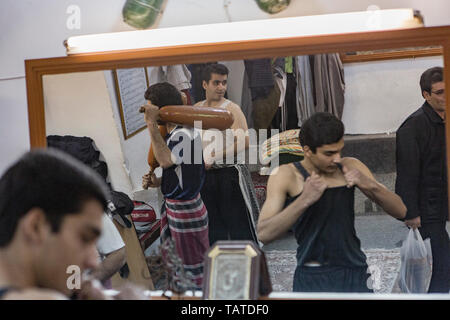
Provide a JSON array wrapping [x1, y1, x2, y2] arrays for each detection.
[[259, 172, 290, 222], [351, 158, 376, 180]]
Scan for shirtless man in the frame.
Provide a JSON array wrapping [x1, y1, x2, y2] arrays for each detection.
[[257, 112, 406, 292], [0, 149, 145, 300], [195, 63, 259, 245]]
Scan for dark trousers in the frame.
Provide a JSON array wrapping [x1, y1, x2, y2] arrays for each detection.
[[418, 222, 450, 293], [293, 265, 373, 293], [200, 167, 256, 246]]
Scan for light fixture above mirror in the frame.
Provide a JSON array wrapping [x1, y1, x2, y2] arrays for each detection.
[[64, 8, 423, 55]]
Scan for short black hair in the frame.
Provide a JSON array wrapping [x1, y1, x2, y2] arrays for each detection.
[[299, 112, 345, 153], [144, 82, 183, 108], [0, 148, 109, 247], [420, 66, 443, 97], [201, 63, 229, 83]]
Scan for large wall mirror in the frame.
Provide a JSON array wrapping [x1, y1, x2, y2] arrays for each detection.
[[26, 25, 450, 298]]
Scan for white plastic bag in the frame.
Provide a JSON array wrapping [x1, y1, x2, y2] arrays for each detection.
[[397, 228, 433, 293]]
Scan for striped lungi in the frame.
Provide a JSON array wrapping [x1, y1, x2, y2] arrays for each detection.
[[160, 193, 209, 288]]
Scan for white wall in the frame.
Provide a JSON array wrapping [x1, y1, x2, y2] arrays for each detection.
[[103, 70, 164, 210], [1, 0, 450, 178], [342, 56, 444, 134], [43, 71, 133, 194]]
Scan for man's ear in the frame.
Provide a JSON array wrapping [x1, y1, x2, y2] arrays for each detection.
[[20, 208, 51, 245], [202, 80, 208, 90], [423, 90, 431, 101], [303, 145, 312, 157]]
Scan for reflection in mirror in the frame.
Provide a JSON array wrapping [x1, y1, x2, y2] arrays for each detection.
[[42, 47, 446, 294]]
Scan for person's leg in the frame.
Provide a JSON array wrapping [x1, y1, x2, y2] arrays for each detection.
[[348, 266, 373, 293], [166, 196, 209, 288], [419, 222, 450, 293], [201, 170, 228, 245], [219, 167, 257, 242]]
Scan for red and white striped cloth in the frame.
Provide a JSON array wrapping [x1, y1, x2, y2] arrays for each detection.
[[160, 193, 209, 288], [130, 201, 160, 253]]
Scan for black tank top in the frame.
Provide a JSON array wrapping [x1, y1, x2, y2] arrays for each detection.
[[285, 162, 367, 268]]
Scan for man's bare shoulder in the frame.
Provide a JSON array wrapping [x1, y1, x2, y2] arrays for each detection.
[[341, 157, 363, 169], [3, 288, 67, 300], [341, 157, 373, 176], [224, 101, 242, 112], [268, 163, 301, 185], [264, 163, 303, 203]]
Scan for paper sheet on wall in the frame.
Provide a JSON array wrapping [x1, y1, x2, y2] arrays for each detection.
[[114, 68, 149, 139]]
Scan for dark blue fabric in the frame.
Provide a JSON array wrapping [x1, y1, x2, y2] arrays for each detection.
[[201, 166, 258, 245], [293, 265, 372, 293], [161, 126, 205, 200], [244, 59, 274, 101], [293, 185, 367, 268], [285, 162, 367, 268]]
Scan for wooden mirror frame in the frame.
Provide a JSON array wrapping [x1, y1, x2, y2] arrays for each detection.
[[25, 25, 450, 214]]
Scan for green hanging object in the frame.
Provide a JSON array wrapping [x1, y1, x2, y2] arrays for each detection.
[[255, 0, 291, 14], [122, 0, 165, 29]]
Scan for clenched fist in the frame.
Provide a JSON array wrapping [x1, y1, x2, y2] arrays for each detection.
[[142, 172, 161, 189], [142, 103, 160, 125], [342, 164, 373, 189], [301, 171, 328, 206]]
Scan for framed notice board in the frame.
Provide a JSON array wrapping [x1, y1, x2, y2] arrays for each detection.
[[113, 68, 149, 139]]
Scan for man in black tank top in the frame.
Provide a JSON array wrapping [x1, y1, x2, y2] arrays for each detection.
[[257, 113, 407, 293]]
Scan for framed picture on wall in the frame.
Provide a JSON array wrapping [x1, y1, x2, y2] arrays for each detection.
[[113, 67, 150, 139]]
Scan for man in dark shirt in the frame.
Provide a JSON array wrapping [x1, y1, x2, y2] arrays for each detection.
[[141, 82, 209, 288], [395, 66, 449, 293]]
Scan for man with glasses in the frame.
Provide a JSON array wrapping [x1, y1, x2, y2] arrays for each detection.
[[395, 66, 449, 293]]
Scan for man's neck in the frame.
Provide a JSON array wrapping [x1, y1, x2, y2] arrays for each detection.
[[0, 248, 34, 288], [300, 158, 337, 178], [204, 97, 226, 108], [426, 101, 445, 120], [301, 158, 320, 174]]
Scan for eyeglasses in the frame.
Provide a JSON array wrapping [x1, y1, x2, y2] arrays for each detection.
[[431, 89, 445, 96]]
